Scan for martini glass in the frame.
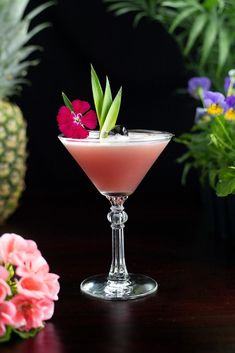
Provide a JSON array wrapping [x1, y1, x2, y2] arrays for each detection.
[[59, 129, 173, 300]]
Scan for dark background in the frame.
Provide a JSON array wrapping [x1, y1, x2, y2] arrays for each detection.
[[15, 0, 200, 204]]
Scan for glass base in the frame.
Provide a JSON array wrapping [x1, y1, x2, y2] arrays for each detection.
[[80, 273, 158, 300]]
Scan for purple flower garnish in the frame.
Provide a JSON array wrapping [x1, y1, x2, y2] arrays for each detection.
[[188, 77, 211, 99], [204, 91, 225, 116], [225, 95, 235, 120]]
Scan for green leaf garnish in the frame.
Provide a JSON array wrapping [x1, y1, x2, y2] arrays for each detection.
[[91, 65, 123, 138], [100, 76, 112, 127], [62, 92, 74, 112], [100, 87, 122, 139], [91, 64, 103, 127]]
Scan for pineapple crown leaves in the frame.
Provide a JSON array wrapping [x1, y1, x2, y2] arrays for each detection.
[[91, 65, 122, 139], [0, 0, 55, 99]]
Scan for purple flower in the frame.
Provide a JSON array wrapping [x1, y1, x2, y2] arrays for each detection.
[[225, 95, 235, 120], [224, 77, 235, 94], [194, 107, 210, 123], [188, 77, 211, 99], [204, 91, 225, 116], [225, 95, 235, 108]]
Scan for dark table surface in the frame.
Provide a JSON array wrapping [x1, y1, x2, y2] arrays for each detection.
[[1, 190, 235, 353]]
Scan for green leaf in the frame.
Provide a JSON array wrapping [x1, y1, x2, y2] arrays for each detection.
[[169, 7, 199, 33], [91, 64, 104, 127], [0, 326, 12, 343], [184, 13, 207, 55], [5, 263, 15, 280], [100, 87, 122, 139], [107, 2, 140, 13], [181, 163, 193, 184], [217, 26, 230, 75], [100, 76, 113, 128], [162, 1, 193, 9], [203, 0, 219, 10], [13, 327, 42, 339], [112, 7, 139, 16], [176, 151, 191, 163], [26, 1, 55, 21], [216, 167, 235, 197], [133, 11, 146, 26], [208, 168, 218, 188], [200, 14, 218, 67], [62, 92, 74, 112]]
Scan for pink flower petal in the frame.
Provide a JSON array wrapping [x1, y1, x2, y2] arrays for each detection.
[[0, 323, 6, 337], [81, 110, 97, 129], [72, 100, 90, 114], [57, 106, 72, 131], [17, 275, 48, 299], [16, 254, 49, 277], [38, 298, 54, 321], [0, 301, 16, 326], [0, 233, 40, 267], [11, 295, 44, 331], [0, 279, 11, 302], [62, 123, 89, 139], [0, 266, 9, 281]]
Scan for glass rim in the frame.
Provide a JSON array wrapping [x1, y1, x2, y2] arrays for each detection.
[[58, 129, 174, 144]]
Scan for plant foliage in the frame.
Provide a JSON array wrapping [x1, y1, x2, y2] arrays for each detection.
[[176, 115, 235, 197], [104, 0, 235, 88]]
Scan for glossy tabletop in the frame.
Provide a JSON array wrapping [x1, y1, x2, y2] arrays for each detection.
[[1, 190, 235, 353]]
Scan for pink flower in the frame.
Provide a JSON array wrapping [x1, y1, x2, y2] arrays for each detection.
[[11, 295, 54, 332], [16, 254, 49, 278], [0, 233, 40, 267], [0, 232, 60, 340], [57, 99, 97, 139], [41, 273, 60, 301], [0, 266, 11, 303], [0, 301, 16, 337], [17, 273, 60, 301]]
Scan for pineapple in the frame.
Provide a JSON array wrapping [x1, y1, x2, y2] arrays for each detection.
[[0, 0, 53, 223]]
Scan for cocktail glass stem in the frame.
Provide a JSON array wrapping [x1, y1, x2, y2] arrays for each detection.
[[106, 195, 129, 283], [80, 193, 158, 299]]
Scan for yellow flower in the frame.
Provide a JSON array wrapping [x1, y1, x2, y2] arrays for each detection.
[[207, 104, 224, 116], [225, 108, 235, 120]]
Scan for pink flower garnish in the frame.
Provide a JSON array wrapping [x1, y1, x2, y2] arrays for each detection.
[[57, 99, 97, 139]]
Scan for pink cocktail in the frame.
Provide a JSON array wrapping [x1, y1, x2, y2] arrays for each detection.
[[59, 130, 173, 300], [60, 130, 170, 196]]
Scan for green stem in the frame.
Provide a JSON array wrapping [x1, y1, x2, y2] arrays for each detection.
[[198, 87, 205, 107], [211, 134, 234, 152], [214, 116, 234, 146]]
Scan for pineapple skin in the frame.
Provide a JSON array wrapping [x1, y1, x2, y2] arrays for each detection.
[[0, 100, 27, 224]]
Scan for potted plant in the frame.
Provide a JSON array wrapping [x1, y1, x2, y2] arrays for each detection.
[[176, 71, 235, 243]]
